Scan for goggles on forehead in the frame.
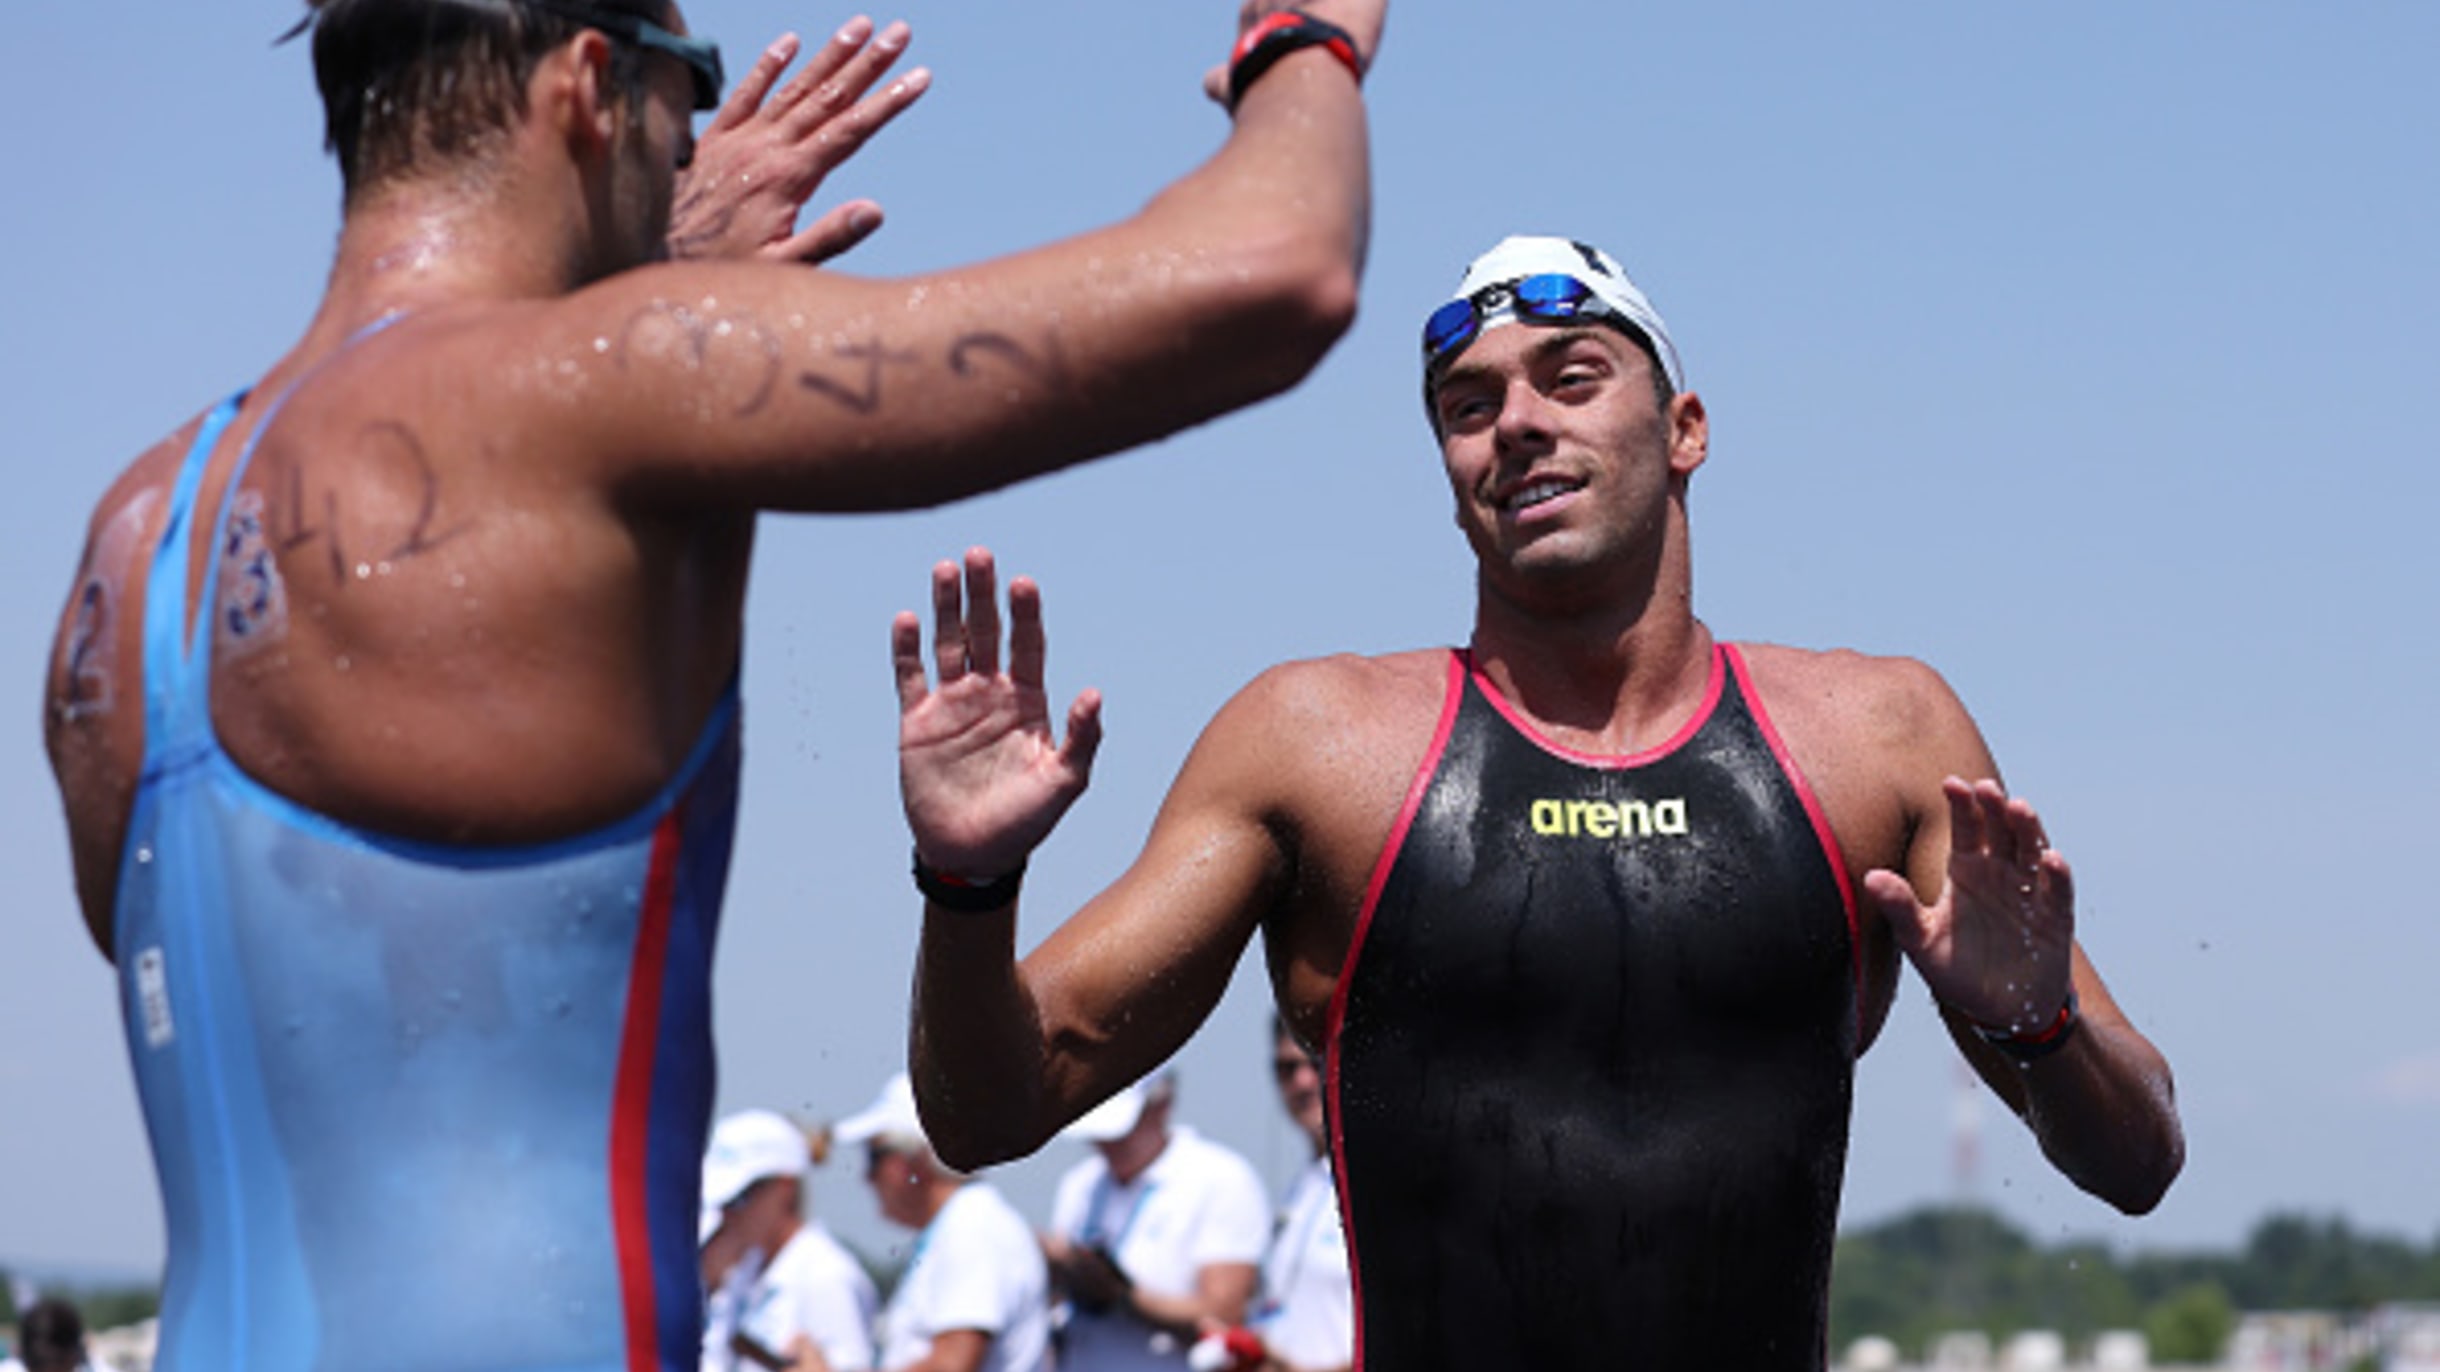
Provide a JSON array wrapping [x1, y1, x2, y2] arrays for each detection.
[[517, 0, 725, 109], [1421, 273, 1655, 376]]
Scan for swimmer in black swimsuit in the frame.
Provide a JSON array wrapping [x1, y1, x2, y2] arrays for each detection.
[[892, 236, 2184, 1370]]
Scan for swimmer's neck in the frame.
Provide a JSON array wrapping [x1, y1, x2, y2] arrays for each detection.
[[1469, 603, 1715, 757], [314, 167, 624, 336]]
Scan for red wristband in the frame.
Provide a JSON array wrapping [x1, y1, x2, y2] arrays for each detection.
[[912, 849, 1025, 914], [1974, 988, 2080, 1063], [1227, 11, 1363, 111]]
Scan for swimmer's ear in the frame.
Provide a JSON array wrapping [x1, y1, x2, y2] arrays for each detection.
[[1667, 391, 1708, 480], [540, 28, 624, 156]]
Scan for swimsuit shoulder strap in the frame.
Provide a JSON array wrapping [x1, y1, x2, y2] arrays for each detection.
[[139, 393, 248, 752], [141, 313, 411, 753]]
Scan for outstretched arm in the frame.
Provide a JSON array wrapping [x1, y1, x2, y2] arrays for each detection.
[[1861, 681, 2184, 1214], [480, 0, 1383, 515], [666, 18, 929, 264], [895, 550, 1292, 1169]]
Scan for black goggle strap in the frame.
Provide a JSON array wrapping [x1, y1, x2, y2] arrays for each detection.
[[515, 0, 723, 109], [278, 0, 724, 110]]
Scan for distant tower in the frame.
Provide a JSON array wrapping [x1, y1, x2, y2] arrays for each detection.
[[1951, 1057, 1982, 1203]]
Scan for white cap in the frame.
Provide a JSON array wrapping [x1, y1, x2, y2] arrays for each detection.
[[1058, 1070, 1178, 1144], [1059, 1080, 1148, 1143], [700, 1109, 812, 1243], [833, 1073, 930, 1150], [1433, 234, 1685, 393]]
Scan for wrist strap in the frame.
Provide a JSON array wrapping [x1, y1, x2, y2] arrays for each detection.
[[912, 850, 1025, 914], [1974, 988, 2080, 1063], [1227, 11, 1363, 111]]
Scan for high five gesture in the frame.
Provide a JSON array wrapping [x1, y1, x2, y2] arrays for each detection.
[[896, 549, 1102, 888]]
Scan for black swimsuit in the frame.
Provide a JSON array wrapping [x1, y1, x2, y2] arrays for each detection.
[[1327, 644, 1859, 1369]]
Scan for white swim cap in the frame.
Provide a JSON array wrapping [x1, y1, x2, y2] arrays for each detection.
[[1424, 235, 1685, 394]]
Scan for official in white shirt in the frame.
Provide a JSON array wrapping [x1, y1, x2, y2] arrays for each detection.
[[700, 1109, 880, 1372], [838, 1074, 1051, 1372], [1045, 1072, 1271, 1372]]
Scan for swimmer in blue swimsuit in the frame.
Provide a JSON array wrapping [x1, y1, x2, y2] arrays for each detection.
[[45, 3, 1385, 1366], [895, 236, 2186, 1370]]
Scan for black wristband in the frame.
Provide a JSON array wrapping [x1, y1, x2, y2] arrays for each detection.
[[912, 850, 1025, 913], [1973, 988, 2081, 1063], [1227, 11, 1363, 112]]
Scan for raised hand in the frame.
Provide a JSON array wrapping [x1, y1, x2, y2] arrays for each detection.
[[666, 17, 930, 264], [895, 549, 1103, 882], [1862, 777, 2076, 1035]]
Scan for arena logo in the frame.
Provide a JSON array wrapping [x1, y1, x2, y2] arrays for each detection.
[[1528, 797, 1690, 839]]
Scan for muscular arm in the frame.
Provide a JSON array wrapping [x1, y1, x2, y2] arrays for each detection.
[[494, 3, 1377, 515], [44, 444, 182, 957], [896, 553, 1327, 1169], [909, 680, 1296, 1169], [1857, 660, 2184, 1214], [1948, 942, 2182, 1213]]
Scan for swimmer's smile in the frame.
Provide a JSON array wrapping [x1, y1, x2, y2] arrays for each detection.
[[1496, 473, 1586, 517]]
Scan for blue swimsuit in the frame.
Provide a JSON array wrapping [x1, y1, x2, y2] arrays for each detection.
[[116, 387, 742, 1372]]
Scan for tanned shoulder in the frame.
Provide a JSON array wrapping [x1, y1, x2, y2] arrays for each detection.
[[1217, 648, 1450, 800], [1733, 641, 1999, 1049], [46, 421, 200, 748], [1207, 648, 1456, 1032], [1733, 640, 1997, 877], [1737, 641, 1985, 774], [1232, 648, 1451, 734], [47, 416, 209, 952], [1230, 649, 1449, 845]]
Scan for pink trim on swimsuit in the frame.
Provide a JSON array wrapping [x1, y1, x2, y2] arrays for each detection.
[[1724, 644, 1867, 1042], [1462, 643, 1727, 770], [1323, 649, 1464, 1372]]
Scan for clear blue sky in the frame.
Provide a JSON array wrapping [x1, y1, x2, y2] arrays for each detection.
[[5, 2, 2436, 1279]]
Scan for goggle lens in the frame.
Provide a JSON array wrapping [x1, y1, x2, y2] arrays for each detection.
[[1422, 274, 1607, 370], [1511, 273, 1596, 320], [1421, 298, 1480, 360]]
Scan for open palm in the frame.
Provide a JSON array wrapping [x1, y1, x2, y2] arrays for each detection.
[[895, 549, 1102, 880]]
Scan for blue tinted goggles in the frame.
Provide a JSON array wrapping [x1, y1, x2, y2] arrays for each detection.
[[1421, 273, 1649, 374], [520, 0, 725, 109]]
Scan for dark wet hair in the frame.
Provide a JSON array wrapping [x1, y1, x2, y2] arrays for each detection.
[[296, 0, 665, 200]]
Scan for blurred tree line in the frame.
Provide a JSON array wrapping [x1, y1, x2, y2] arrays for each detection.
[[1829, 1206, 2440, 1362], [9, 1205, 2437, 1360]]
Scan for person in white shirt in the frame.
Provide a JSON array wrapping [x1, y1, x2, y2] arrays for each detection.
[[836, 1075, 1051, 1372], [1045, 1072, 1270, 1371], [1245, 1022, 1351, 1372], [701, 1109, 881, 1372]]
